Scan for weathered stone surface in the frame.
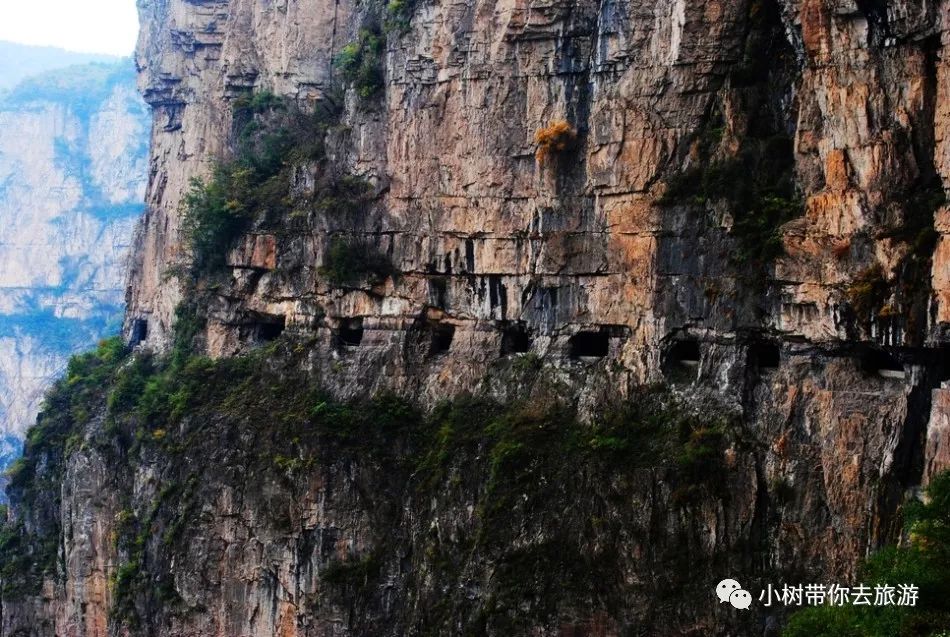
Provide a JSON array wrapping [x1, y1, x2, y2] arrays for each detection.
[[124, 0, 950, 368], [8, 0, 950, 634]]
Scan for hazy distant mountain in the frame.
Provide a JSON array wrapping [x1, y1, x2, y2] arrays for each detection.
[[0, 41, 119, 91], [0, 56, 148, 491]]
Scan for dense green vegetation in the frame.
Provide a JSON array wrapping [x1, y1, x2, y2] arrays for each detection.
[[181, 93, 334, 276], [334, 29, 385, 99], [784, 472, 950, 637], [320, 236, 394, 286], [182, 90, 388, 286]]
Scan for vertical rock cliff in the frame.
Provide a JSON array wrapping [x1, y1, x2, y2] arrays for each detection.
[[4, 0, 950, 635], [0, 56, 149, 471]]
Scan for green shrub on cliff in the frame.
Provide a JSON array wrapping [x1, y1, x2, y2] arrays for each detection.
[[181, 93, 337, 277], [334, 29, 385, 99], [181, 169, 250, 275], [321, 236, 395, 286], [385, 0, 415, 32], [783, 472, 950, 637]]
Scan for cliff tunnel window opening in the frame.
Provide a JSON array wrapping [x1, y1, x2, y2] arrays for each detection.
[[668, 339, 700, 366], [938, 347, 950, 384], [337, 318, 364, 347], [256, 315, 286, 342], [862, 347, 905, 380], [129, 318, 148, 347], [500, 322, 532, 355], [663, 338, 701, 382], [749, 340, 781, 371], [569, 331, 610, 359], [430, 323, 455, 355]]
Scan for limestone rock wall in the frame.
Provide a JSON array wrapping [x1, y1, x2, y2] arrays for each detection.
[[125, 0, 948, 367], [5, 0, 950, 634], [124, 0, 950, 473]]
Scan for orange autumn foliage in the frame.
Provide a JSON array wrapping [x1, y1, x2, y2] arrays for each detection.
[[534, 120, 577, 163]]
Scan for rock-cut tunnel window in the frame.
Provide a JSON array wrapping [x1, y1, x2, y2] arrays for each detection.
[[569, 331, 610, 358], [748, 340, 781, 370], [337, 318, 364, 347], [500, 322, 532, 355], [430, 323, 455, 355], [256, 315, 286, 342], [129, 318, 148, 346], [862, 347, 905, 380]]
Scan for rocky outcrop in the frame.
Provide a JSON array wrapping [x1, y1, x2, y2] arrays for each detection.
[[0, 58, 149, 471], [124, 0, 950, 382]]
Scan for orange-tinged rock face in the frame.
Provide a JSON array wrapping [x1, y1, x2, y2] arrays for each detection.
[[931, 207, 950, 325], [12, 1, 932, 633], [276, 601, 298, 637], [824, 149, 851, 193], [800, 0, 831, 63], [228, 234, 278, 271], [925, 389, 950, 485]]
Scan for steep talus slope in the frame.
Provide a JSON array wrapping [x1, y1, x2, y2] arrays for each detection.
[[3, 0, 950, 635], [0, 59, 149, 474]]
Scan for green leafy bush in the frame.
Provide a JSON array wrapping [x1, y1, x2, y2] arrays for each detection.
[[181, 93, 336, 277], [334, 29, 385, 99], [321, 236, 394, 286], [783, 471, 950, 637], [181, 167, 252, 275], [385, 0, 418, 32]]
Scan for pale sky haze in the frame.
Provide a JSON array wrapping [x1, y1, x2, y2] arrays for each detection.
[[0, 0, 139, 56]]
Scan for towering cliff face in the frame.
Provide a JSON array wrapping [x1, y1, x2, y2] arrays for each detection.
[[4, 0, 950, 635], [0, 57, 149, 470], [124, 0, 950, 512], [123, 0, 950, 409]]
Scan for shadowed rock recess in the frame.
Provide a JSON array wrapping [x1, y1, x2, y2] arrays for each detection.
[[4, 0, 950, 635]]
